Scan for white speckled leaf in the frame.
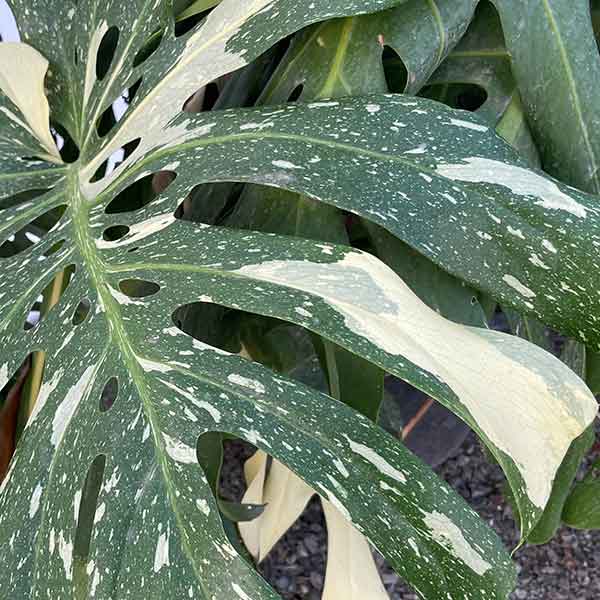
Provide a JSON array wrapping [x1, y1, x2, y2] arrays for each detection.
[[0, 2, 598, 599]]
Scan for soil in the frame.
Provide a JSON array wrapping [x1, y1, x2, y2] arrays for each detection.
[[221, 426, 600, 600]]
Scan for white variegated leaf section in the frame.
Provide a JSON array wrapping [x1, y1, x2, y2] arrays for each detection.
[[234, 251, 597, 510], [0, 42, 61, 160]]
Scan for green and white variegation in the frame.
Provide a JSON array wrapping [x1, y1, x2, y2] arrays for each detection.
[[0, 1, 598, 599]]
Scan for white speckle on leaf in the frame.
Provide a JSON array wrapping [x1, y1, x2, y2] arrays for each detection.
[[162, 433, 197, 464], [272, 159, 302, 170], [136, 356, 172, 373], [407, 537, 421, 557], [344, 436, 406, 484], [51, 366, 95, 447], [28, 368, 63, 426], [94, 502, 106, 524], [58, 531, 73, 580], [240, 121, 273, 131], [502, 274, 536, 298], [333, 458, 349, 478], [507, 226, 525, 239], [232, 583, 252, 600], [448, 118, 488, 132], [436, 157, 587, 218], [29, 483, 42, 518], [404, 144, 427, 155], [365, 103, 380, 114], [423, 511, 491, 575], [542, 239, 557, 253], [159, 379, 222, 423], [228, 374, 265, 394], [196, 498, 210, 516], [240, 429, 271, 447], [153, 528, 170, 573], [73, 490, 82, 521], [0, 363, 9, 390], [307, 101, 339, 108]]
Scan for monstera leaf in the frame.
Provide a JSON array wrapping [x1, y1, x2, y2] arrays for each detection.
[[493, 0, 600, 194], [0, 1, 599, 599]]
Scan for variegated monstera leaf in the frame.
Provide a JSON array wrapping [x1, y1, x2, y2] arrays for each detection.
[[0, 1, 598, 599]]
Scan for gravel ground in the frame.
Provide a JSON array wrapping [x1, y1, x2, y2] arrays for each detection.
[[221, 427, 600, 599]]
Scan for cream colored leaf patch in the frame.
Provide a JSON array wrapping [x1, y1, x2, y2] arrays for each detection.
[[239, 452, 388, 599], [234, 252, 598, 511], [239, 452, 314, 562], [238, 449, 269, 559], [0, 43, 60, 161], [82, 0, 275, 184], [321, 499, 389, 600]]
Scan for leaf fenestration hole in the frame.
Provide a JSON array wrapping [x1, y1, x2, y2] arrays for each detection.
[[102, 225, 130, 241], [105, 171, 177, 213], [96, 26, 120, 81], [52, 122, 80, 163], [174, 181, 243, 224], [118, 279, 160, 298], [72, 298, 91, 326], [90, 138, 141, 183], [419, 83, 488, 112], [99, 377, 118, 412], [0, 204, 66, 259], [0, 188, 50, 211], [24, 264, 76, 331], [382, 46, 408, 93], [133, 29, 164, 67], [73, 455, 106, 590], [0, 356, 31, 481], [175, 9, 208, 38], [592, 0, 600, 52], [96, 78, 142, 138], [287, 84, 304, 102]]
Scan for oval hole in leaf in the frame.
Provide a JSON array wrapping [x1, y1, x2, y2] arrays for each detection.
[[0, 187, 51, 211], [182, 80, 220, 112], [0, 356, 31, 480], [287, 84, 304, 102], [71, 298, 91, 326], [102, 225, 129, 241], [420, 83, 488, 112], [24, 264, 76, 331], [52, 121, 80, 163], [73, 455, 106, 592], [133, 29, 164, 67], [175, 10, 207, 37], [118, 278, 160, 298], [0, 204, 66, 258], [174, 181, 243, 224], [96, 26, 120, 81], [105, 170, 176, 213], [96, 77, 142, 138], [90, 138, 141, 183], [99, 377, 118, 412], [382, 46, 408, 93]]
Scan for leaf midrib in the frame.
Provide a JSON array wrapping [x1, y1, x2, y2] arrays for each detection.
[[66, 166, 212, 595]]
